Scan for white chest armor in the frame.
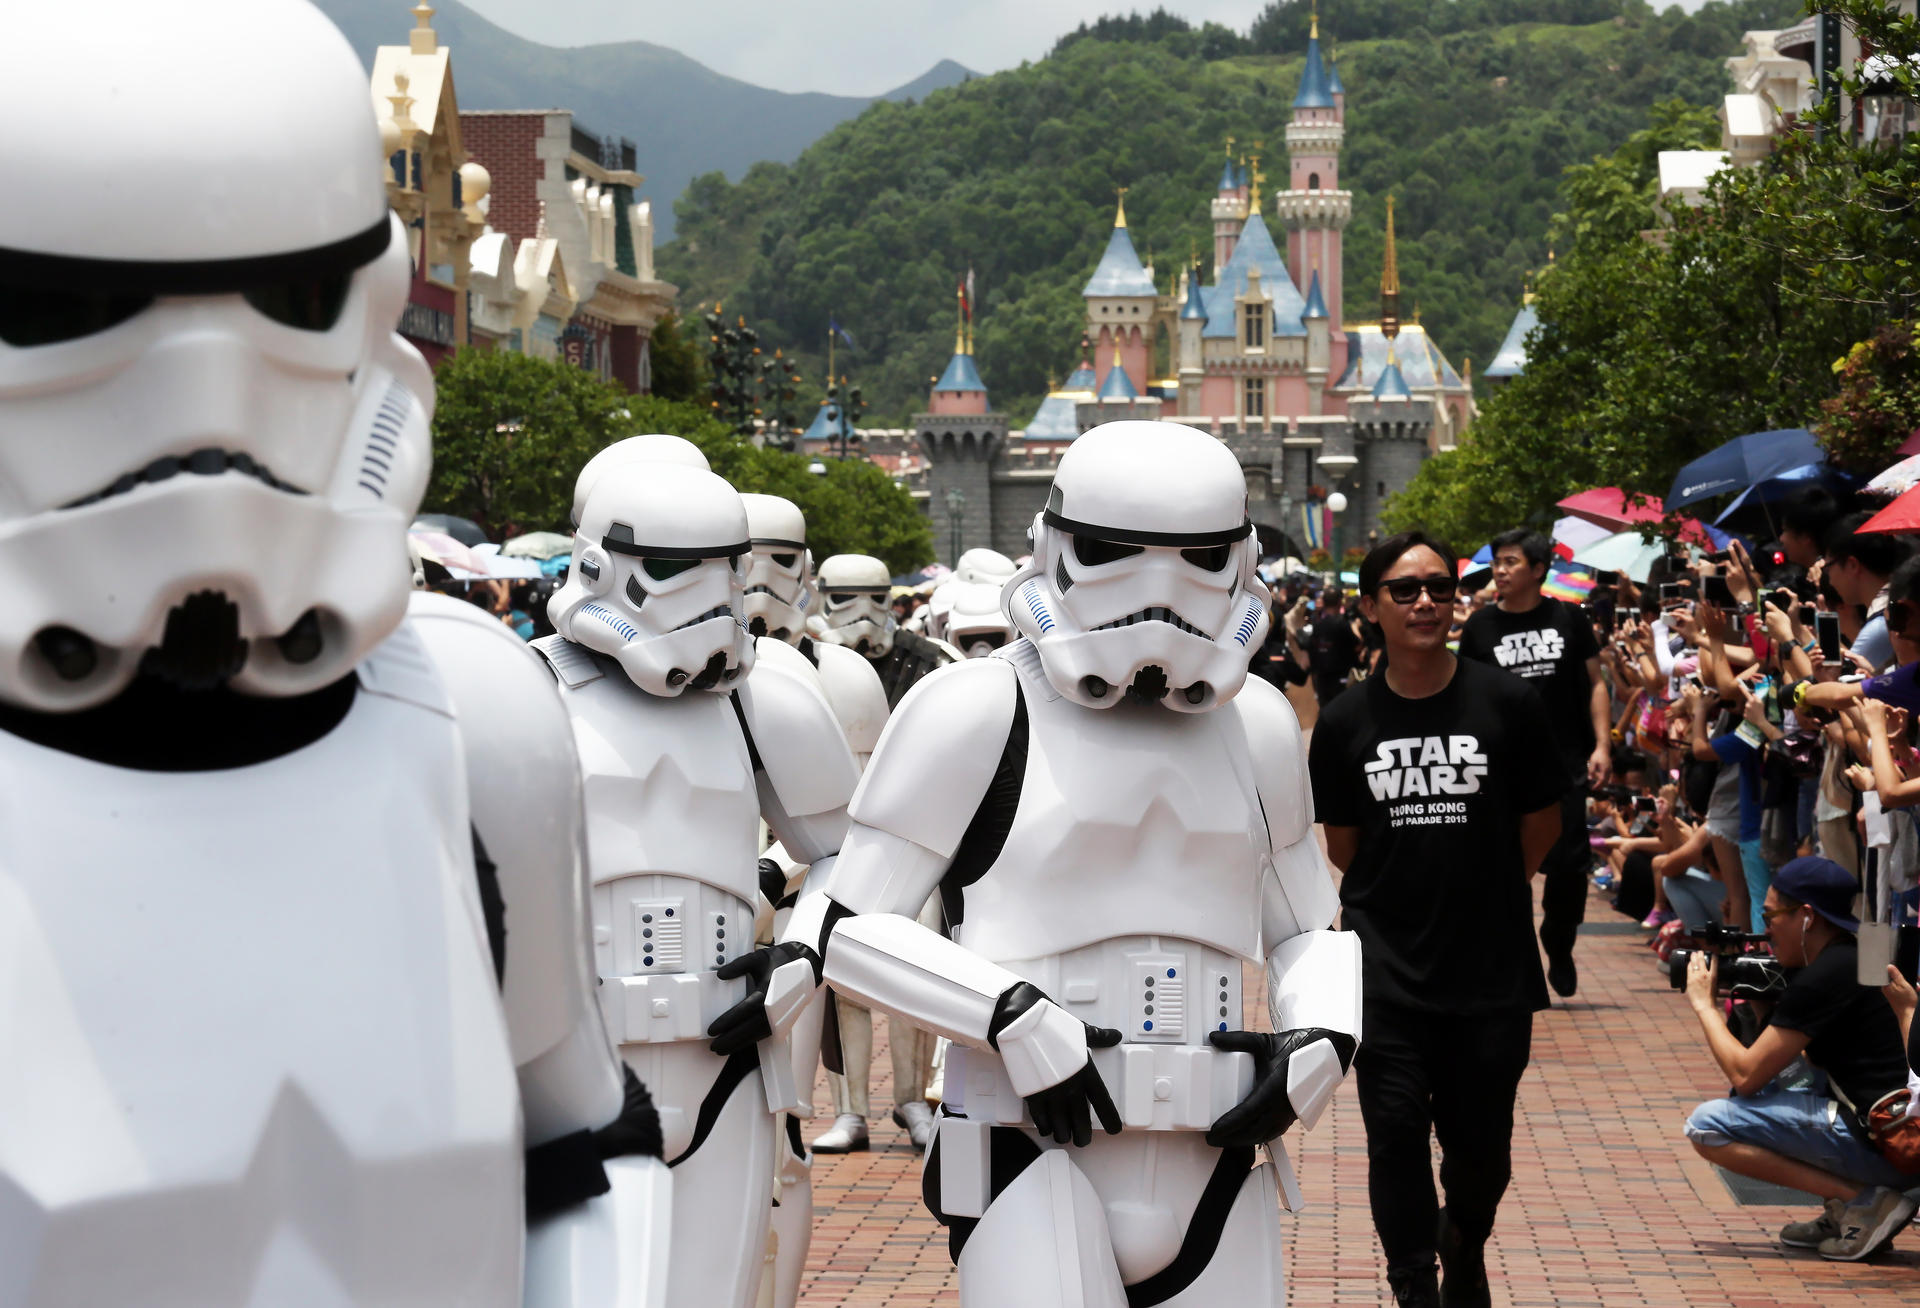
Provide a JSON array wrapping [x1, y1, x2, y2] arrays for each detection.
[[533, 638, 757, 1043], [958, 643, 1270, 969], [0, 624, 521, 1306]]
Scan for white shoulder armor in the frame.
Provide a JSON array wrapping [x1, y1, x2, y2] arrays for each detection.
[[739, 635, 860, 822], [849, 656, 1018, 860], [1232, 674, 1314, 850], [408, 594, 624, 1144], [812, 640, 889, 762]]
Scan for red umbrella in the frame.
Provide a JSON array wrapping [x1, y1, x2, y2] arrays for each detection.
[[1859, 482, 1920, 534], [1554, 487, 1719, 546], [1896, 429, 1920, 458]]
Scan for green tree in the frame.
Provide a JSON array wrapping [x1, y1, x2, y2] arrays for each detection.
[[426, 347, 632, 538], [646, 312, 705, 403], [1818, 323, 1920, 474]]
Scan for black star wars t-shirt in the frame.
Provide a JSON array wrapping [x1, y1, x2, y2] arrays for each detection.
[[1457, 596, 1600, 771], [1309, 658, 1564, 1015], [1769, 941, 1914, 1118]]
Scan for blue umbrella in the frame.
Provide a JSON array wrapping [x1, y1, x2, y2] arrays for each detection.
[[1666, 429, 1825, 511], [1713, 462, 1826, 524]]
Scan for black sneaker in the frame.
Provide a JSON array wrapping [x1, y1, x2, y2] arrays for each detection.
[[1547, 953, 1578, 998], [1387, 1264, 1440, 1308], [1437, 1208, 1491, 1308]]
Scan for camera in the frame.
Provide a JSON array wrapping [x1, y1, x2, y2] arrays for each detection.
[[1668, 923, 1787, 1000]]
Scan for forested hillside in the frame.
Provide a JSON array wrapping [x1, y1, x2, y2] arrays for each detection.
[[659, 0, 1800, 425]]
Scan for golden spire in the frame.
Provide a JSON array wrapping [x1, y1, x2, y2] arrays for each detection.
[[1380, 194, 1401, 341], [1114, 186, 1130, 229], [955, 284, 966, 355], [1248, 153, 1265, 214], [1311, 0, 1319, 40]]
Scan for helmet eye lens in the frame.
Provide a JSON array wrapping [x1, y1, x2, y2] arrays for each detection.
[[1073, 535, 1145, 568], [0, 289, 153, 347], [771, 553, 798, 568], [829, 593, 856, 605], [244, 273, 351, 332], [1181, 544, 1232, 572], [643, 556, 702, 581]]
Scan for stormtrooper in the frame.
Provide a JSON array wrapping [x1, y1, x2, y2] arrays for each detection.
[[925, 548, 1019, 658], [538, 462, 859, 1308], [807, 552, 959, 1154], [737, 492, 889, 1308], [0, 4, 665, 1304], [785, 421, 1362, 1306]]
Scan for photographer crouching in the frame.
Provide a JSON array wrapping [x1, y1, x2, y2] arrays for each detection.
[[1682, 857, 1920, 1260]]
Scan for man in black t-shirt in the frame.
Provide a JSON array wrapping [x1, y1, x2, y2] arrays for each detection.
[[1307, 593, 1360, 705], [1458, 528, 1609, 999], [1310, 532, 1566, 1308], [1681, 858, 1917, 1261]]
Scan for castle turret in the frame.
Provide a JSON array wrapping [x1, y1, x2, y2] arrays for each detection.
[[1177, 257, 1208, 416], [1211, 139, 1249, 271], [1082, 192, 1159, 397], [1302, 269, 1330, 416], [1273, 5, 1351, 377], [928, 309, 988, 415]]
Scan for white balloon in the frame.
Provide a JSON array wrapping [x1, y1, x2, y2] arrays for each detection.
[[1326, 492, 1349, 513]]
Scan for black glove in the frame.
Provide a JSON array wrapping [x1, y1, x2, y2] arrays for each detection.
[[705, 940, 821, 1056], [758, 856, 789, 908], [1205, 1027, 1356, 1148], [988, 982, 1125, 1148]]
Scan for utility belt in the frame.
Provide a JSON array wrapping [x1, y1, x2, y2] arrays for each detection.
[[945, 1041, 1253, 1133], [599, 967, 802, 1116]]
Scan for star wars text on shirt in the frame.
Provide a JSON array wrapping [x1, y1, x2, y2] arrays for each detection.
[[1489, 628, 1565, 678], [1363, 735, 1489, 823]]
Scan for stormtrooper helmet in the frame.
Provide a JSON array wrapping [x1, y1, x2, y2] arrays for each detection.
[[812, 554, 897, 656], [549, 462, 754, 695], [0, 0, 432, 711], [1005, 421, 1268, 712], [930, 549, 1016, 656], [738, 494, 812, 643], [570, 433, 710, 527]]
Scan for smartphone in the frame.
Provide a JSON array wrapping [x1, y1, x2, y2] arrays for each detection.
[[1703, 574, 1735, 606], [1595, 570, 1620, 587], [1633, 795, 1656, 814], [1659, 582, 1686, 607], [1708, 550, 1730, 564], [1797, 603, 1818, 626], [1817, 610, 1842, 662]]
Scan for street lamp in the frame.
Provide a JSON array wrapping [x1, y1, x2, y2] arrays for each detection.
[[945, 487, 966, 566], [808, 460, 828, 476], [1326, 489, 1349, 576]]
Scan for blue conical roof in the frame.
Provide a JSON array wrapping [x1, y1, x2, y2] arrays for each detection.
[[1082, 216, 1157, 298], [1203, 213, 1307, 339], [1301, 269, 1328, 320], [935, 352, 987, 394], [1024, 392, 1081, 440], [1097, 359, 1138, 400], [1294, 34, 1335, 109], [1373, 350, 1412, 401], [1327, 58, 1346, 96], [1484, 301, 1539, 379], [1217, 159, 1238, 192], [1061, 359, 1096, 392], [1180, 269, 1208, 320], [804, 400, 846, 442]]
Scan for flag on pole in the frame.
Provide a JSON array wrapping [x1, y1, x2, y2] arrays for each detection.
[[828, 316, 856, 350], [956, 276, 969, 323], [1540, 560, 1596, 604], [1299, 501, 1327, 552], [965, 266, 976, 319]]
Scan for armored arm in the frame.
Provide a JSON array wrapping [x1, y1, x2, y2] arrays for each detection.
[[1206, 679, 1360, 1148]]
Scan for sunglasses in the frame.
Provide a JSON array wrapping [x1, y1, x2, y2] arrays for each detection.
[[1759, 904, 1804, 925], [1377, 574, 1458, 605]]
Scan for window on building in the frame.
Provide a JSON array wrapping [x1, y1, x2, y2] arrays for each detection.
[[1243, 303, 1265, 349], [1244, 376, 1266, 418], [1308, 171, 1320, 190]]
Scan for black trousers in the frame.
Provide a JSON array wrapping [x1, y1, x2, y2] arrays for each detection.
[[1536, 783, 1590, 965], [1354, 1001, 1534, 1271]]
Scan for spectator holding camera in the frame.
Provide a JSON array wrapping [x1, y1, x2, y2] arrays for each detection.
[[1824, 512, 1909, 674], [1458, 529, 1610, 997], [1682, 857, 1918, 1261]]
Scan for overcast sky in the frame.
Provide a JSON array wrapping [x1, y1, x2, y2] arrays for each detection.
[[460, 0, 1265, 95]]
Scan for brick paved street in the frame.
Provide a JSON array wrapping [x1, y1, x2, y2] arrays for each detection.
[[798, 874, 1920, 1305]]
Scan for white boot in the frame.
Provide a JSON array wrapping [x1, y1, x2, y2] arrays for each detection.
[[892, 1099, 935, 1151], [810, 1113, 869, 1153]]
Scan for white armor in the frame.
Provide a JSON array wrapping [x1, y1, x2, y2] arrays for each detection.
[[811, 553, 898, 656], [570, 434, 710, 527], [739, 494, 815, 644], [794, 422, 1359, 1306], [0, 4, 658, 1303], [536, 459, 857, 1308], [927, 549, 1018, 657]]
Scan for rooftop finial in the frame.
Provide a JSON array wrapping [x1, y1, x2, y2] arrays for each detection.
[[1380, 194, 1401, 341], [1114, 186, 1130, 229], [1248, 151, 1265, 215], [409, 3, 438, 55], [1311, 0, 1319, 40]]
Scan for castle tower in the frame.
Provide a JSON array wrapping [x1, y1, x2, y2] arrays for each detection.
[[1082, 192, 1159, 395], [1302, 269, 1330, 416], [1177, 256, 1207, 415], [1211, 139, 1249, 271], [929, 293, 988, 415], [1273, 6, 1351, 368], [915, 310, 1005, 563]]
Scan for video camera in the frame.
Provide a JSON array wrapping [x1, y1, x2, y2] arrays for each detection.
[[1668, 923, 1787, 1000]]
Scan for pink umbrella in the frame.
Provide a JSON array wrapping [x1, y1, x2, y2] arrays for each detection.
[[1554, 487, 1720, 547], [409, 528, 486, 576]]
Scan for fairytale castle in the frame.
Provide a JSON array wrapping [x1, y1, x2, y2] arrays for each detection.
[[912, 17, 1477, 564]]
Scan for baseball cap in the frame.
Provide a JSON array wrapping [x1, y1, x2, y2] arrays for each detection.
[[1772, 856, 1861, 933]]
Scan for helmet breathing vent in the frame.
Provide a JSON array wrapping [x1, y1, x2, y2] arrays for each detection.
[[358, 380, 410, 499], [1020, 581, 1055, 634], [1233, 599, 1261, 647], [580, 602, 639, 643]]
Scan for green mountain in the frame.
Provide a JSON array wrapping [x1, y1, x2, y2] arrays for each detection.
[[313, 0, 972, 239], [659, 0, 1801, 426]]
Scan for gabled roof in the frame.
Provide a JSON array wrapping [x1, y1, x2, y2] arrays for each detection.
[[935, 351, 987, 393], [1082, 220, 1157, 298], [1060, 360, 1097, 392], [1024, 392, 1081, 440], [1484, 301, 1538, 379], [1097, 359, 1138, 400], [1294, 33, 1335, 109], [1334, 324, 1467, 392], [1301, 269, 1328, 319], [1180, 269, 1209, 320], [1203, 214, 1307, 339]]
